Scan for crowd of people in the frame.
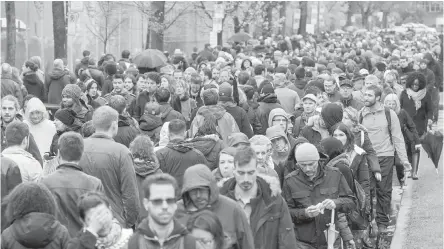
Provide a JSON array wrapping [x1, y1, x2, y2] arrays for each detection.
[[1, 29, 443, 249]]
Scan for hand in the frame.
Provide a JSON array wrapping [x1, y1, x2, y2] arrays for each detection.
[[428, 119, 433, 126], [415, 144, 422, 150], [347, 240, 356, 249], [374, 172, 382, 182], [321, 199, 336, 210], [305, 205, 321, 218], [403, 161, 412, 172], [86, 205, 112, 235]]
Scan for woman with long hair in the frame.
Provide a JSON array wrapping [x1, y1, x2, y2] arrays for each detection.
[[123, 74, 137, 95], [172, 79, 193, 126], [186, 210, 226, 249], [84, 79, 107, 109]]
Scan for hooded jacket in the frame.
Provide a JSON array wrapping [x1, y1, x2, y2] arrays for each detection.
[[159, 102, 186, 123], [190, 105, 240, 143], [23, 72, 46, 102], [45, 68, 71, 104], [1, 212, 70, 249], [24, 98, 57, 157], [114, 114, 140, 148], [324, 153, 354, 193], [257, 94, 283, 135], [1, 75, 23, 104], [265, 125, 290, 167], [155, 139, 208, 188], [222, 102, 254, 138], [188, 134, 226, 171], [219, 177, 297, 249], [175, 164, 255, 249], [1, 156, 22, 232], [139, 114, 163, 145], [267, 108, 297, 150]]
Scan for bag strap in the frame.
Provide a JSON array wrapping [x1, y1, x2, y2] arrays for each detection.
[[360, 130, 364, 147], [183, 234, 196, 249], [384, 107, 393, 145]]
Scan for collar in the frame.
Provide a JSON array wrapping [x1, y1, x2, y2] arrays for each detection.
[[361, 103, 384, 118], [90, 132, 114, 140], [234, 183, 258, 204], [56, 162, 83, 171]]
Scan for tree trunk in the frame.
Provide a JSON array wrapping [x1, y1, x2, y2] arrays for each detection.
[[145, 28, 150, 49], [298, 1, 308, 35], [5, 1, 16, 66], [52, 1, 67, 60], [149, 1, 165, 51], [217, 31, 222, 46], [233, 16, 241, 33], [362, 11, 370, 29], [382, 11, 389, 29], [262, 3, 273, 37], [346, 2, 353, 27], [279, 1, 286, 35]]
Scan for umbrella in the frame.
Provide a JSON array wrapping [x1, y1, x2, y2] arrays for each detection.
[[324, 208, 339, 249], [421, 128, 443, 174], [228, 31, 252, 43], [197, 50, 216, 63], [133, 49, 167, 68]]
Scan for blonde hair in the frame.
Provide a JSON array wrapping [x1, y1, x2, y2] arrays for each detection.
[[384, 93, 400, 114]]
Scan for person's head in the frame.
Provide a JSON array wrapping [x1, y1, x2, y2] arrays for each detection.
[[249, 135, 272, 168], [173, 70, 184, 82], [187, 210, 225, 249], [237, 71, 250, 85], [121, 49, 130, 59], [175, 80, 187, 96], [295, 143, 320, 179], [278, 58, 290, 68], [184, 67, 197, 82], [160, 75, 172, 89], [111, 74, 125, 93], [390, 56, 400, 68], [62, 84, 83, 108], [218, 147, 236, 179], [142, 174, 178, 225], [83, 50, 91, 58], [419, 59, 428, 70], [331, 123, 354, 152], [22, 60, 38, 73], [320, 137, 344, 162], [168, 119, 187, 140], [146, 72, 161, 93], [219, 69, 230, 83], [1, 95, 20, 124], [363, 85, 382, 107], [77, 192, 114, 237], [190, 73, 203, 95], [85, 79, 98, 97], [270, 109, 289, 132], [54, 108, 76, 132], [4, 182, 57, 225], [227, 132, 250, 148], [136, 74, 148, 92], [53, 59, 64, 69], [384, 71, 397, 87], [406, 71, 426, 92], [92, 106, 119, 137], [154, 88, 171, 103], [25, 97, 48, 125], [202, 89, 219, 106], [211, 67, 220, 82], [384, 93, 401, 114], [81, 120, 95, 138], [129, 135, 158, 164], [58, 131, 84, 162], [124, 74, 136, 92], [301, 94, 317, 114], [320, 103, 343, 132], [5, 121, 29, 149], [234, 146, 258, 191], [323, 76, 336, 94], [108, 95, 127, 115], [400, 56, 409, 68], [339, 79, 353, 99], [254, 64, 266, 77], [364, 75, 380, 89], [201, 68, 212, 81]]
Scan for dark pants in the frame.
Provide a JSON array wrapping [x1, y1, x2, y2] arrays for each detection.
[[375, 156, 394, 227]]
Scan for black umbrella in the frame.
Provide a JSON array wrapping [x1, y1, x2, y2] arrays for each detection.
[[228, 31, 252, 43], [421, 129, 443, 173]]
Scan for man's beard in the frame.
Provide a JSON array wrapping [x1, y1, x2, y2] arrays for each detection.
[[151, 212, 174, 226]]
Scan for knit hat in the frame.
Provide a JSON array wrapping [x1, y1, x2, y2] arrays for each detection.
[[62, 84, 82, 102], [320, 137, 344, 159], [375, 61, 386, 72], [103, 61, 117, 75], [219, 82, 233, 102], [144, 102, 160, 115], [321, 103, 343, 132], [339, 79, 353, 88], [242, 85, 255, 100], [260, 84, 275, 95], [227, 132, 250, 147], [295, 143, 320, 162], [54, 108, 76, 126]]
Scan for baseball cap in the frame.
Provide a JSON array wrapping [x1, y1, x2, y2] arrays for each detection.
[[302, 94, 318, 104], [339, 79, 353, 88], [359, 69, 369, 76]]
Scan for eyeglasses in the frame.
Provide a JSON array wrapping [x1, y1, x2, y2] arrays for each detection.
[[149, 198, 176, 206], [196, 237, 214, 246], [272, 118, 287, 123]]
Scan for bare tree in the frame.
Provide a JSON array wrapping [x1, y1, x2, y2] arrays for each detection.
[[298, 1, 308, 35], [85, 1, 127, 54], [5, 1, 16, 65], [356, 1, 375, 29]]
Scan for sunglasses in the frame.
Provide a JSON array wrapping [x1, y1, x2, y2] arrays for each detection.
[[149, 198, 176, 206]]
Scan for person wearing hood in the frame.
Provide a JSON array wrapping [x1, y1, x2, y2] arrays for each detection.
[[189, 113, 226, 171], [339, 79, 364, 112], [227, 132, 251, 148], [22, 60, 46, 102], [156, 119, 208, 188], [61, 84, 93, 123], [41, 132, 103, 237], [139, 102, 163, 145], [24, 97, 57, 157], [46, 59, 72, 104], [155, 88, 186, 124], [1, 182, 70, 249], [219, 146, 297, 249], [265, 125, 291, 185], [190, 88, 240, 143], [256, 83, 283, 135], [129, 135, 162, 222], [218, 82, 254, 138], [83, 79, 107, 110], [267, 108, 297, 152], [323, 75, 342, 103], [249, 135, 279, 179], [274, 67, 301, 114], [242, 85, 262, 135], [175, 164, 255, 249], [103, 74, 136, 111], [213, 147, 237, 187], [289, 67, 307, 98], [109, 95, 141, 148]]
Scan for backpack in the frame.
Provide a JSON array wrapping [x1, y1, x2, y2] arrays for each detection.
[[359, 107, 393, 144], [348, 169, 368, 230]]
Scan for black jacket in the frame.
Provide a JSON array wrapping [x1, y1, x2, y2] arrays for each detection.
[[399, 90, 433, 136], [23, 72, 46, 102], [114, 115, 140, 148]]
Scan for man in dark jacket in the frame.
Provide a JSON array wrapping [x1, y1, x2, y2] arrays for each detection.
[[324, 75, 341, 103], [118, 50, 132, 71], [131, 72, 159, 121], [46, 59, 72, 104], [339, 79, 364, 111], [101, 61, 118, 95], [156, 119, 207, 188], [61, 84, 93, 123], [289, 67, 307, 99], [74, 50, 90, 77], [175, 164, 255, 249], [104, 74, 136, 110], [155, 88, 186, 124], [242, 85, 262, 135], [282, 143, 355, 248], [398, 56, 414, 78], [79, 106, 140, 228], [108, 95, 140, 147], [257, 84, 283, 135], [41, 132, 103, 237], [1, 155, 21, 232], [220, 146, 297, 249], [1, 63, 23, 104]]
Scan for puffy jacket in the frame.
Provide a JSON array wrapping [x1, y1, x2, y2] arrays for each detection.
[[175, 164, 255, 249], [45, 68, 71, 104], [40, 163, 103, 237], [155, 139, 208, 188], [79, 133, 140, 228], [243, 100, 262, 135], [188, 134, 226, 170], [23, 72, 45, 102], [220, 177, 297, 249], [2, 147, 42, 182], [1, 212, 70, 249], [1, 75, 23, 105], [114, 114, 140, 148], [257, 94, 283, 135], [190, 105, 240, 143], [139, 114, 163, 145], [1, 156, 22, 232]]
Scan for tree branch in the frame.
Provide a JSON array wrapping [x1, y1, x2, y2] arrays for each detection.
[[195, 1, 213, 20], [165, 4, 191, 30], [106, 18, 127, 39], [86, 24, 105, 42], [165, 2, 177, 16]]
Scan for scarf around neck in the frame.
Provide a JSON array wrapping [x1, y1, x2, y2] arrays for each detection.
[[406, 88, 426, 110]]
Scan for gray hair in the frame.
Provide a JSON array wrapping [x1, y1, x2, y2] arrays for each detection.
[[54, 59, 64, 69], [1, 63, 12, 75]]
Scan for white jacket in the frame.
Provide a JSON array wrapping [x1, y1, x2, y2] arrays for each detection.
[[2, 147, 42, 182]]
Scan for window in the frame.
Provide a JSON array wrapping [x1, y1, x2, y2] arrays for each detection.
[[418, 1, 443, 12]]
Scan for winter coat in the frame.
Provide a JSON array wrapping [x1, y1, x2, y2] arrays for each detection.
[[220, 177, 297, 249], [131, 91, 156, 121], [399, 90, 433, 136], [275, 87, 301, 114], [1, 75, 23, 104], [257, 94, 283, 135], [282, 165, 355, 247], [190, 105, 240, 143], [424, 52, 443, 89], [159, 102, 186, 123], [40, 163, 103, 237], [127, 218, 197, 249], [104, 90, 136, 111], [175, 164, 255, 249], [348, 146, 371, 208], [139, 114, 163, 145], [188, 135, 226, 171], [24, 98, 57, 157], [79, 133, 140, 228], [49, 122, 82, 155], [155, 139, 208, 188], [324, 153, 354, 192], [2, 147, 42, 182], [23, 72, 45, 102], [67, 228, 132, 249], [291, 78, 307, 99], [114, 114, 140, 148], [101, 75, 114, 95], [1, 156, 22, 232], [353, 128, 381, 174], [74, 58, 88, 77], [46, 68, 71, 104], [397, 109, 420, 151], [418, 68, 436, 88], [87, 66, 105, 90], [1, 212, 70, 249], [223, 102, 254, 138], [244, 100, 262, 135]]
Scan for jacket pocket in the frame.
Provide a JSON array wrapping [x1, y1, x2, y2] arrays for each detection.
[[320, 187, 338, 198], [292, 191, 312, 207]]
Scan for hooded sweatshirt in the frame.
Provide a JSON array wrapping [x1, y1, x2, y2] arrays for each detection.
[[24, 98, 57, 157], [257, 94, 283, 135], [267, 108, 297, 151], [46, 67, 71, 104], [190, 105, 240, 142], [175, 164, 255, 249], [189, 134, 226, 171], [139, 114, 163, 145], [1, 212, 70, 249], [23, 72, 46, 102], [266, 125, 290, 167]]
